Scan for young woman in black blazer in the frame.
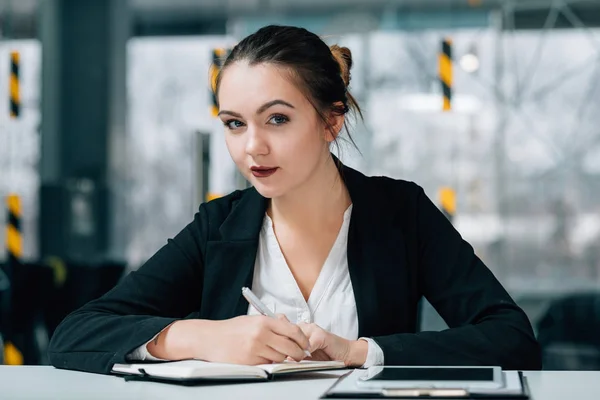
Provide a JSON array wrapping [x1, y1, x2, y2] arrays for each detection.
[[48, 25, 542, 374]]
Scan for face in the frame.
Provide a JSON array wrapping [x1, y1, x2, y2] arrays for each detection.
[[217, 62, 336, 199]]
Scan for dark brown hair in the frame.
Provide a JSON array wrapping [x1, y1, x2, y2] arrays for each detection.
[[215, 25, 362, 152]]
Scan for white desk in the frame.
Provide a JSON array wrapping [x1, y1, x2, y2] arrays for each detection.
[[1, 367, 600, 400]]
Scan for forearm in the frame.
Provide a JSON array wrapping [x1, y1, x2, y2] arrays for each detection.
[[48, 310, 178, 374], [146, 319, 217, 361], [373, 319, 541, 370]]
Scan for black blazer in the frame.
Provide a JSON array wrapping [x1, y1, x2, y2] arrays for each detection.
[[48, 162, 542, 374]]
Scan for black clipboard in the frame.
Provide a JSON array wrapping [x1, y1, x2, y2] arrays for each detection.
[[320, 371, 531, 399]]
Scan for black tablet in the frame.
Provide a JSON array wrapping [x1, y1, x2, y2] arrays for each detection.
[[356, 366, 504, 390]]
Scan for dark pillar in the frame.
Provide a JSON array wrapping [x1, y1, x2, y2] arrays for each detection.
[[39, 0, 130, 266]]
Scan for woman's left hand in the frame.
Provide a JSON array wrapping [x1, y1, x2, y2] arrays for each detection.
[[298, 323, 368, 367]]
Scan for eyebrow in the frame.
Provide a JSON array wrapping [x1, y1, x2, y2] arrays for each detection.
[[217, 99, 295, 118]]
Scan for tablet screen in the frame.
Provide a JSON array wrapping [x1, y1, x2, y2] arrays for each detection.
[[367, 367, 495, 382]]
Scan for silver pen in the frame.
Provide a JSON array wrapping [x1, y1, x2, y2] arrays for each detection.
[[241, 287, 312, 357]]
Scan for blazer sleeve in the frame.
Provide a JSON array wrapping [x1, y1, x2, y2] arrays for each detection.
[[373, 185, 542, 370], [47, 205, 208, 375]]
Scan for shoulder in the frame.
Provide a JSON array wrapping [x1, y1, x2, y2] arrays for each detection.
[[342, 163, 422, 196], [356, 173, 454, 251], [346, 166, 425, 209], [342, 164, 431, 231], [366, 174, 423, 197], [366, 175, 427, 224]]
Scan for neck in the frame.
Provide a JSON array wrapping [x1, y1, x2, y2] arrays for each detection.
[[268, 154, 351, 230]]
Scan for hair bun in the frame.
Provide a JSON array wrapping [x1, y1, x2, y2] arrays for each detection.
[[330, 45, 352, 87]]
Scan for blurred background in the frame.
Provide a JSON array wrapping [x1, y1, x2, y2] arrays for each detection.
[[1, 0, 600, 369]]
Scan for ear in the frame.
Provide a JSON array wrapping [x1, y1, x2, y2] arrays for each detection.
[[323, 105, 346, 143]]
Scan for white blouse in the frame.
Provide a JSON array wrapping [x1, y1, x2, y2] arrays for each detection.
[[247, 204, 383, 367], [129, 204, 384, 367]]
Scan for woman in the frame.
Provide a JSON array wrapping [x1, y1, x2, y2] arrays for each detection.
[[48, 25, 542, 374]]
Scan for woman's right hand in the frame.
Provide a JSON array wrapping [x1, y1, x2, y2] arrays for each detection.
[[150, 315, 311, 365]]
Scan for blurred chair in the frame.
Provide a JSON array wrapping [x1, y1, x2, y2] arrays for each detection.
[[1, 261, 53, 365], [0, 260, 126, 365], [43, 260, 126, 338], [536, 293, 600, 370]]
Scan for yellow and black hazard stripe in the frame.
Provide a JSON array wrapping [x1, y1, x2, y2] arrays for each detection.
[[4, 194, 23, 365], [9, 51, 20, 119], [210, 48, 229, 117], [439, 39, 452, 111], [6, 194, 22, 266]]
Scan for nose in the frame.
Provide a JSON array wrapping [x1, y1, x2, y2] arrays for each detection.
[[245, 126, 269, 157]]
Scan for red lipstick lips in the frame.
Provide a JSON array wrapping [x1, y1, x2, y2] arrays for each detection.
[[250, 166, 278, 178]]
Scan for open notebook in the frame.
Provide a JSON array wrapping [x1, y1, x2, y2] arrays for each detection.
[[112, 359, 346, 382]]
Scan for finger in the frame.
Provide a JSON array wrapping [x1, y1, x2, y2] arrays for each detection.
[[297, 322, 313, 336], [269, 319, 311, 354], [267, 333, 308, 362], [257, 343, 287, 364], [276, 313, 290, 322], [297, 323, 317, 353], [297, 322, 321, 354], [301, 324, 328, 352]]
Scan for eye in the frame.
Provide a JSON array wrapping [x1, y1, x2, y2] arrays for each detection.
[[268, 114, 289, 125], [223, 119, 245, 130]]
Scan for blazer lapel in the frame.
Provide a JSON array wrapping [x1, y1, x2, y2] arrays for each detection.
[[342, 164, 415, 337], [200, 188, 268, 321]]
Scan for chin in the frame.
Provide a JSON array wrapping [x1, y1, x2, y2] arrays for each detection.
[[252, 183, 286, 199], [253, 187, 282, 199]]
